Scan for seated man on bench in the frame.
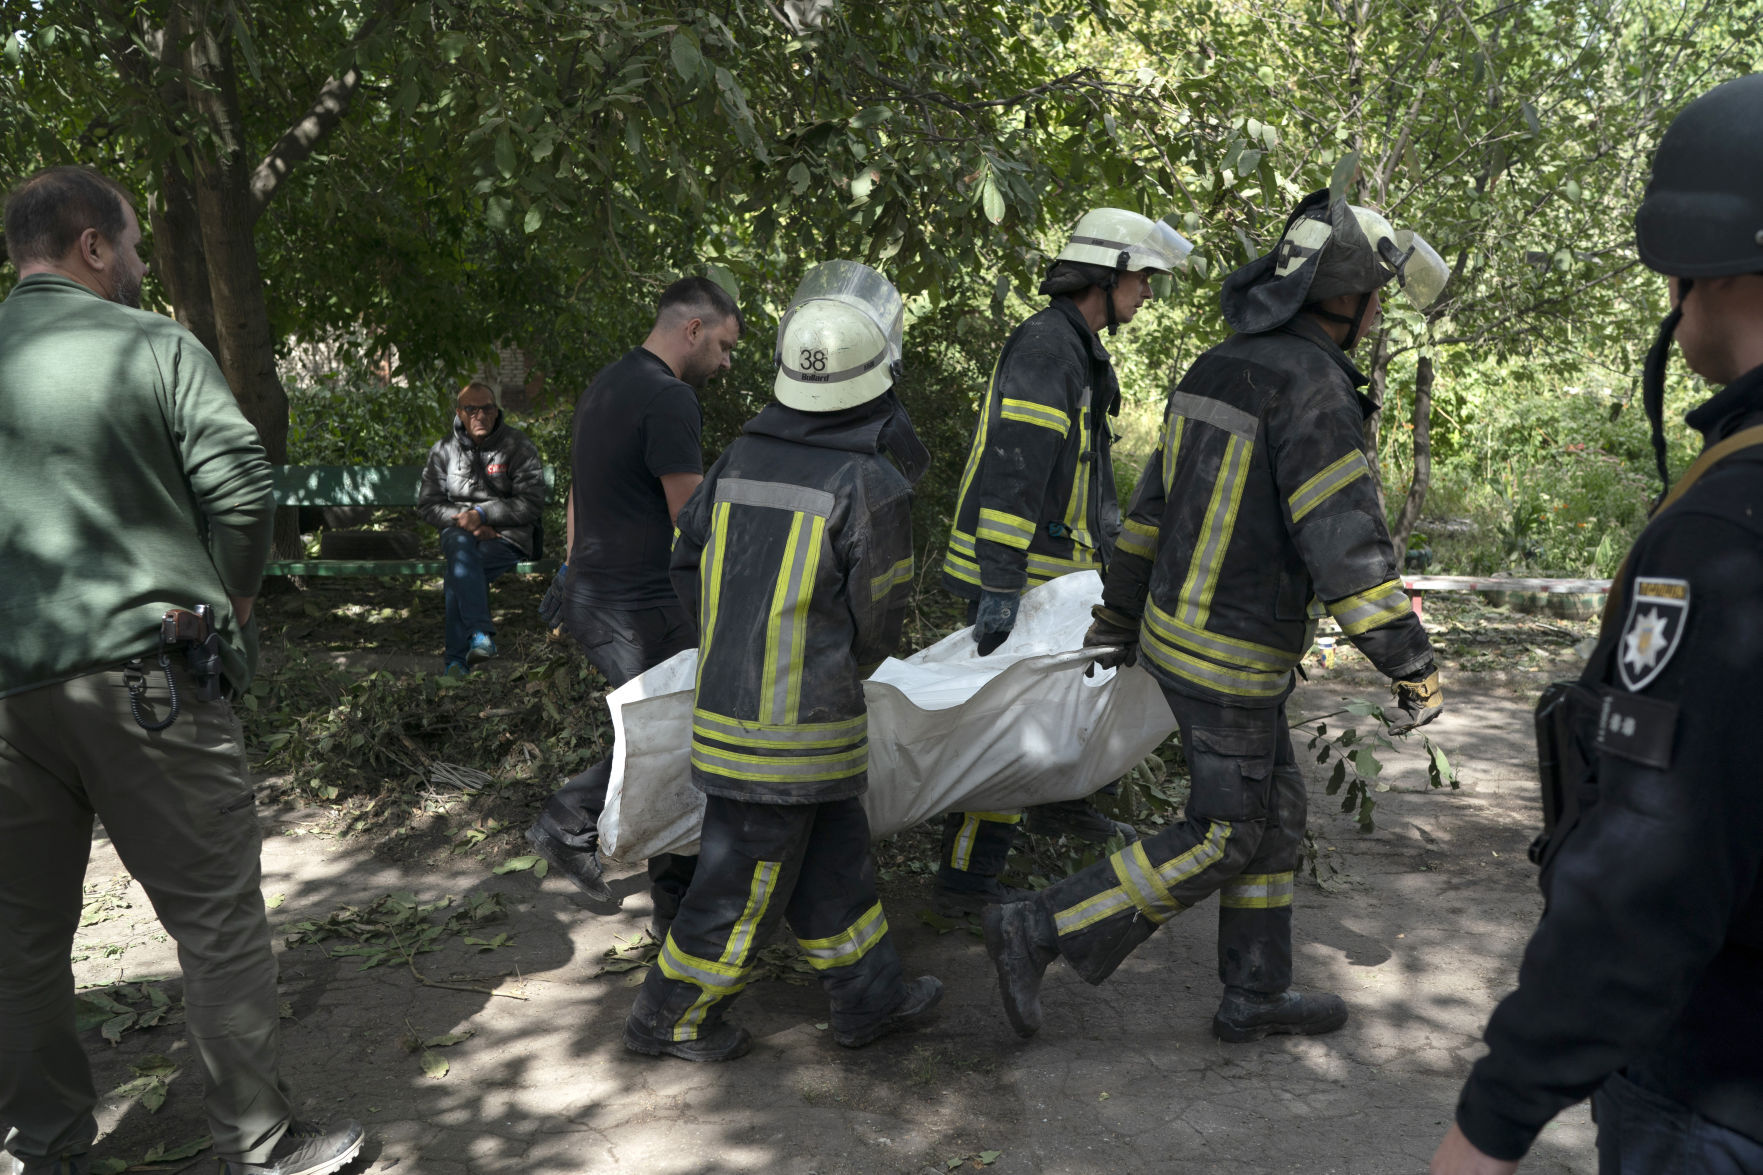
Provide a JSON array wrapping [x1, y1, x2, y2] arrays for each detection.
[[418, 381, 547, 675]]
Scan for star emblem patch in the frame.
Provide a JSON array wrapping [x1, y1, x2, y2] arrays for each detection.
[[1616, 577, 1690, 692]]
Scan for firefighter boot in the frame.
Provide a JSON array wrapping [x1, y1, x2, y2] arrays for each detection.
[[834, 976, 944, 1048], [1212, 986, 1349, 1043], [982, 898, 1060, 1039]]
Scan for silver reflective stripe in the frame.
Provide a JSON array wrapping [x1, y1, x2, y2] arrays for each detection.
[[764, 512, 820, 722], [693, 708, 867, 748], [715, 478, 834, 518], [1111, 842, 1184, 923], [1143, 606, 1295, 671], [1330, 581, 1411, 634], [1289, 450, 1370, 522], [797, 902, 888, 970], [658, 940, 745, 996], [1220, 871, 1295, 908], [1169, 392, 1258, 441], [722, 860, 782, 963]]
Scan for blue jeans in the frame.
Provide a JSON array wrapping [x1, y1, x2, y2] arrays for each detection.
[[441, 527, 523, 668], [1595, 1070, 1763, 1174]]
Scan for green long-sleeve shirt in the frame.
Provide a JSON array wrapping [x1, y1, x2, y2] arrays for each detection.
[[0, 275, 274, 697]]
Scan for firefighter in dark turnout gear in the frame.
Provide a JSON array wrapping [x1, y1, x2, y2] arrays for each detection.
[[1433, 73, 1763, 1175], [625, 263, 942, 1061], [936, 210, 1193, 913], [983, 189, 1448, 1043]]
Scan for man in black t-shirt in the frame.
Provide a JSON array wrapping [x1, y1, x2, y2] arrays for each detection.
[[527, 277, 743, 927]]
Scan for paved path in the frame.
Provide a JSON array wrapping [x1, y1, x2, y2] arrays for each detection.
[[70, 680, 1592, 1174]]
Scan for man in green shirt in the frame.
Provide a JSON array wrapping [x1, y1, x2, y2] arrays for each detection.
[[0, 167, 361, 1175]]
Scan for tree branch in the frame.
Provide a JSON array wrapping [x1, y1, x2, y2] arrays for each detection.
[[249, 65, 365, 221]]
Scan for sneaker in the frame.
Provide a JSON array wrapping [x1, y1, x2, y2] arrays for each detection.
[[623, 1018, 751, 1062], [1212, 987, 1349, 1043], [834, 975, 944, 1048], [221, 1120, 365, 1175], [466, 632, 497, 665], [933, 878, 1032, 917], [8, 1153, 91, 1175], [982, 900, 1059, 1039], [525, 823, 611, 902], [1025, 798, 1139, 845]]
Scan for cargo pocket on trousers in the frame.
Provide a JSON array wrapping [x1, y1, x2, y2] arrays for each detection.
[[1185, 725, 1276, 823]]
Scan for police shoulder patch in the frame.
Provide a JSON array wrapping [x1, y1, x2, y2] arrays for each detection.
[[1616, 577, 1690, 692]]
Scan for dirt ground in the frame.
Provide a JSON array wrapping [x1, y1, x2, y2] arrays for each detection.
[[60, 589, 1602, 1175]]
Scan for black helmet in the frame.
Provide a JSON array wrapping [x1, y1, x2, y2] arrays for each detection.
[[1634, 73, 1763, 498], [1635, 73, 1763, 277]]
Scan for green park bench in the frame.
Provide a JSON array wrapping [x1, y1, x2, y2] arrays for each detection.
[[264, 464, 562, 578]]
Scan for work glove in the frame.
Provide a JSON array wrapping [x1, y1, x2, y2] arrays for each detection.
[[1083, 604, 1141, 672], [1389, 665, 1443, 734], [973, 589, 1020, 656], [539, 563, 568, 633]]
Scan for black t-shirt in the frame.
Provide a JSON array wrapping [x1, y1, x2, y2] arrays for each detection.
[[568, 347, 702, 607]]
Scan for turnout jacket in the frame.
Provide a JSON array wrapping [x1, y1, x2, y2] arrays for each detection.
[[417, 416, 547, 556], [1103, 316, 1432, 705], [1456, 365, 1763, 1160], [673, 397, 924, 804], [941, 298, 1121, 598]]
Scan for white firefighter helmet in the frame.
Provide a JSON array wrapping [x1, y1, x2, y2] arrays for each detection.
[[1056, 208, 1194, 274], [773, 260, 904, 411]]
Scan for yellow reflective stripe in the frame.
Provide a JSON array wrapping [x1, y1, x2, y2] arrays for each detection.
[[1117, 518, 1159, 561], [668, 859, 782, 1039], [976, 507, 1037, 550], [697, 500, 733, 684], [1288, 450, 1370, 523], [1110, 841, 1185, 924], [1141, 631, 1294, 698], [690, 742, 868, 783], [1175, 433, 1252, 627], [1161, 419, 1186, 498], [797, 902, 889, 970], [945, 526, 1098, 588], [1024, 550, 1098, 580], [1154, 822, 1232, 889], [941, 543, 982, 587], [692, 707, 867, 751], [1062, 398, 1093, 540], [949, 355, 1005, 554], [868, 555, 914, 602], [1053, 883, 1136, 936], [948, 810, 1022, 870], [760, 511, 825, 724], [1219, 870, 1294, 909], [1142, 602, 1297, 672], [999, 397, 1070, 436], [1328, 579, 1412, 636]]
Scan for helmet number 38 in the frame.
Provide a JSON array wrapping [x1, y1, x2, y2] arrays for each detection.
[[799, 348, 828, 372]]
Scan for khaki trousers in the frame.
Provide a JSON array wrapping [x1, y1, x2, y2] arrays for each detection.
[[0, 664, 291, 1165]]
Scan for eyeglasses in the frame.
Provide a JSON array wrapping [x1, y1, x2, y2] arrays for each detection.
[[459, 404, 497, 416]]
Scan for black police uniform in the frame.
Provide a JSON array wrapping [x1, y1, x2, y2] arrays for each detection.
[[1454, 365, 1763, 1165]]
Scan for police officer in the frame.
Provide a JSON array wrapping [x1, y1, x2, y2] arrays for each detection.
[[1432, 73, 1763, 1175], [936, 210, 1192, 913], [982, 188, 1447, 1043], [624, 262, 941, 1060]]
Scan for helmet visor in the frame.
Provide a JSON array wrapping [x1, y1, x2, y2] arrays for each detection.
[[781, 260, 904, 368], [1390, 230, 1450, 310], [1129, 220, 1194, 274]]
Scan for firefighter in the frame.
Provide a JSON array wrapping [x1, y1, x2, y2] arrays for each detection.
[[1432, 73, 1763, 1175], [624, 262, 942, 1061], [982, 189, 1448, 1043], [936, 209, 1193, 914]]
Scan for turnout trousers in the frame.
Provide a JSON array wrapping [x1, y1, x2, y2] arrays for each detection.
[[629, 794, 906, 1041], [1038, 691, 1305, 991], [0, 664, 293, 1166]]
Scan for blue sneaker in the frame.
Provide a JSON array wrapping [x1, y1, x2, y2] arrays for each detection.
[[466, 632, 497, 665]]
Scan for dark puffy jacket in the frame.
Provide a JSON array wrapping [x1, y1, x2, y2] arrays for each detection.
[[417, 416, 547, 556], [941, 298, 1121, 598], [1104, 316, 1432, 704], [673, 396, 924, 804]]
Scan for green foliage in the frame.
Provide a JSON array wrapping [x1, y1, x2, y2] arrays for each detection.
[[284, 890, 506, 970], [285, 376, 453, 466], [1297, 705, 1458, 834]]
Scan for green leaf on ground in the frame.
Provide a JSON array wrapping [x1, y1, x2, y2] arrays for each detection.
[[141, 1135, 211, 1163], [493, 854, 542, 874], [421, 1050, 450, 1078], [422, 1030, 475, 1048]]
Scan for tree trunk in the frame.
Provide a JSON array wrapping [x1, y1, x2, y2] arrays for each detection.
[[182, 3, 301, 557], [1361, 327, 1389, 505], [149, 153, 220, 359], [1390, 351, 1435, 554]]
